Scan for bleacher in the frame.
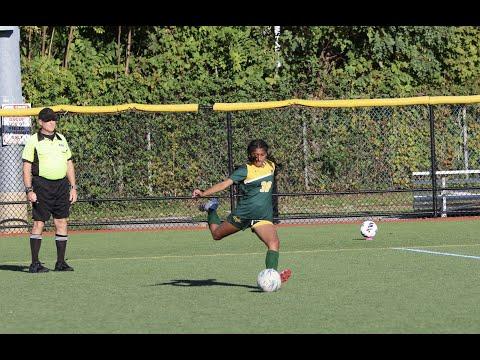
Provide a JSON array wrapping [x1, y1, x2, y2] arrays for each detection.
[[412, 170, 480, 216]]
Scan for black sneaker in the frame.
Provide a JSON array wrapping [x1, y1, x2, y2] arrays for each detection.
[[54, 261, 74, 271], [29, 261, 49, 273]]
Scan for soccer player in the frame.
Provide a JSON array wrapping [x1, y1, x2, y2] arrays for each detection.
[[192, 139, 291, 284], [22, 108, 77, 273]]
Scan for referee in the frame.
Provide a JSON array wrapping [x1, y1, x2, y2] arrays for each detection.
[[22, 108, 78, 273]]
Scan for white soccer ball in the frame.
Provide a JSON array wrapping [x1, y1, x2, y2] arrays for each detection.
[[257, 268, 282, 292], [360, 220, 378, 239]]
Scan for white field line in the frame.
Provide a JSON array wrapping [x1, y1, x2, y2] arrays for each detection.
[[392, 247, 480, 260], [3, 243, 480, 265]]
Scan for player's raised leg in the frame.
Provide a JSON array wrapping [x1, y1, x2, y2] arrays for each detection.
[[198, 198, 240, 240]]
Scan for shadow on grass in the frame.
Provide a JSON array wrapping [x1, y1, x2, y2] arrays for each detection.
[[0, 264, 29, 272], [353, 237, 374, 241], [152, 279, 262, 292]]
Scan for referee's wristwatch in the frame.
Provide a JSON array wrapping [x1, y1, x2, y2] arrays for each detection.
[[25, 186, 34, 194]]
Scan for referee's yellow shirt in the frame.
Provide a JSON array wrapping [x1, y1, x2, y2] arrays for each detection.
[[22, 132, 72, 180]]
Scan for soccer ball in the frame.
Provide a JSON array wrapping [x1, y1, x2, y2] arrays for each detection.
[[257, 268, 282, 292], [360, 220, 378, 240]]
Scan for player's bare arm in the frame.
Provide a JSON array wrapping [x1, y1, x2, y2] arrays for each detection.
[[192, 178, 233, 198]]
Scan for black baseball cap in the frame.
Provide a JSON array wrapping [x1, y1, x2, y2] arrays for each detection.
[[38, 107, 58, 122]]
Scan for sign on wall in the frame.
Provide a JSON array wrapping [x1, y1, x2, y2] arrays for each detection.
[[1, 103, 31, 146]]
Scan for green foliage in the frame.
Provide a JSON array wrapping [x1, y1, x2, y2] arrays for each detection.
[[16, 26, 480, 201], [19, 26, 480, 103], [21, 56, 79, 106]]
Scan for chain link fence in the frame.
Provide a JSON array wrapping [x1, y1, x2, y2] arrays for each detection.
[[1, 101, 479, 233], [411, 104, 480, 217]]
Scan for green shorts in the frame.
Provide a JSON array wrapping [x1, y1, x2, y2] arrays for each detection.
[[226, 213, 273, 231]]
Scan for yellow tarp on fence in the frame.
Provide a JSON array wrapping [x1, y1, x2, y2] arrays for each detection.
[[2, 95, 480, 116]]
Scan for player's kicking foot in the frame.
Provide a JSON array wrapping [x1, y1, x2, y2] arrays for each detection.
[[198, 198, 219, 212], [280, 268, 292, 283]]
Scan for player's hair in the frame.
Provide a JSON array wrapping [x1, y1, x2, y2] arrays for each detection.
[[247, 139, 269, 163]]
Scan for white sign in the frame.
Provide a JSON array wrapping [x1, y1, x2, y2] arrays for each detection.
[[1, 103, 32, 146]]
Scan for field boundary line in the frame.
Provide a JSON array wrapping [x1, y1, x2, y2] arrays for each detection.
[[392, 247, 480, 260], [2, 243, 480, 264]]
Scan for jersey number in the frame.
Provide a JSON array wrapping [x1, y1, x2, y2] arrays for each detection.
[[260, 181, 272, 192]]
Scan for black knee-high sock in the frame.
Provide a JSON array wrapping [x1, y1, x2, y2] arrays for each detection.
[[30, 234, 42, 263], [55, 234, 68, 262]]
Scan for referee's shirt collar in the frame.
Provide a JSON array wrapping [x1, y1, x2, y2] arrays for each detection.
[[38, 131, 60, 141]]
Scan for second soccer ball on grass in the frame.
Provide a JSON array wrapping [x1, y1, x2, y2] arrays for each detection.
[[360, 220, 378, 240]]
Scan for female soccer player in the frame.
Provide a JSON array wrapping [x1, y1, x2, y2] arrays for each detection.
[[192, 139, 291, 284]]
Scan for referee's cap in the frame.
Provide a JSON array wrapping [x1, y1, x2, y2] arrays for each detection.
[[38, 107, 58, 122]]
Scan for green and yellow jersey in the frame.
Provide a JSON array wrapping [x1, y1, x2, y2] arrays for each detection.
[[229, 159, 275, 222]]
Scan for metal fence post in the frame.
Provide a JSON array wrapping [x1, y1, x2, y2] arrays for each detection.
[[429, 105, 438, 217], [0, 26, 28, 233], [226, 112, 235, 212]]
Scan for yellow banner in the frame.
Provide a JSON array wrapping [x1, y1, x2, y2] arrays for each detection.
[[3, 96, 480, 116], [213, 95, 480, 111], [0, 103, 199, 116]]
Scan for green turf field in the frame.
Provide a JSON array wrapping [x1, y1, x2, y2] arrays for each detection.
[[1, 219, 480, 334]]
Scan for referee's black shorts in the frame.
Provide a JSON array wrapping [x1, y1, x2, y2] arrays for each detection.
[[32, 176, 70, 221]]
